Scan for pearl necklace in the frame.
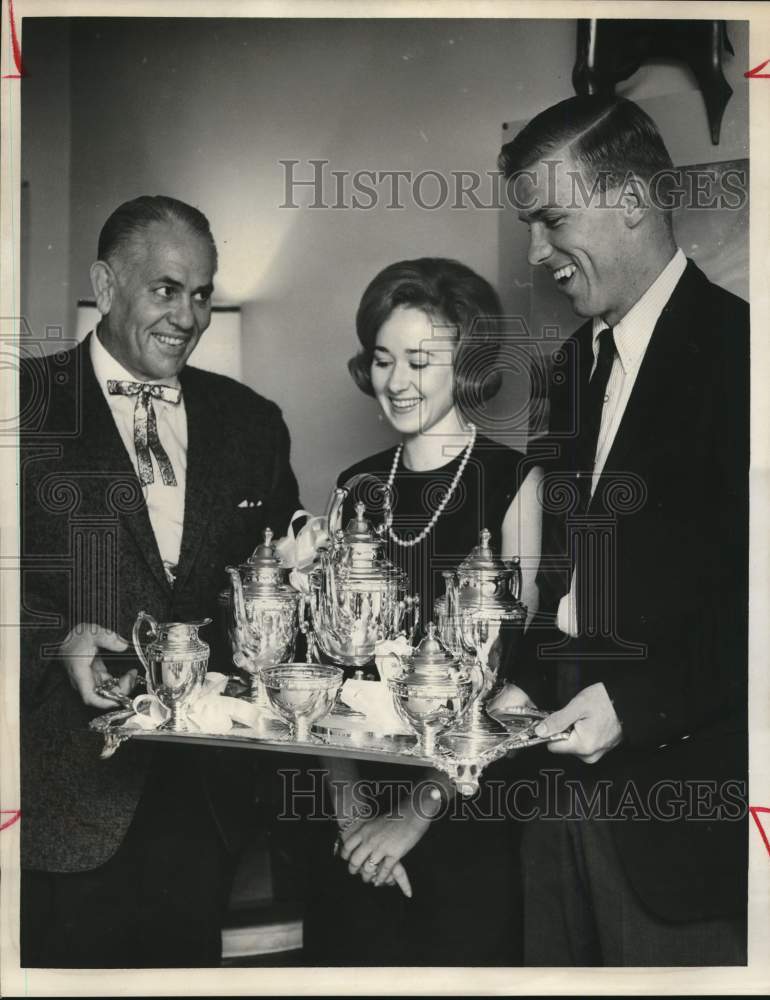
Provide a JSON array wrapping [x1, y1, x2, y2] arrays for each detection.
[[385, 423, 477, 548]]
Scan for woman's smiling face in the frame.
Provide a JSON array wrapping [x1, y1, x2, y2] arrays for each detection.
[[370, 305, 458, 438]]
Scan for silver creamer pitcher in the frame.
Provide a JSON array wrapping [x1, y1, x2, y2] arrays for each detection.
[[132, 611, 211, 732]]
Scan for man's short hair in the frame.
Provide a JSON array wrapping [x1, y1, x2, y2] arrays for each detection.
[[349, 256, 505, 410], [97, 195, 218, 271], [498, 95, 674, 192]]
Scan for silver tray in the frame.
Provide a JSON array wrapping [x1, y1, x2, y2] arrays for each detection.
[[89, 700, 566, 795]]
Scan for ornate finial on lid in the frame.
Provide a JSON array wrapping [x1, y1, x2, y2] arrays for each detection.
[[458, 528, 505, 574], [344, 502, 377, 545], [420, 621, 441, 653], [250, 527, 278, 562]]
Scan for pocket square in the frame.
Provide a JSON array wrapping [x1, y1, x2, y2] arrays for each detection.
[[237, 499, 263, 509]]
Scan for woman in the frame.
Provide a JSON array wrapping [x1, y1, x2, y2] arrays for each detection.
[[302, 258, 542, 966]]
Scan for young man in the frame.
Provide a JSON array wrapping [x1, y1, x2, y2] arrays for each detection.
[[493, 96, 749, 966]]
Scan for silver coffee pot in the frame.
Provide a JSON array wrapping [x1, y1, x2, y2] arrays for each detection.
[[227, 528, 300, 705], [306, 488, 418, 667], [435, 528, 527, 753]]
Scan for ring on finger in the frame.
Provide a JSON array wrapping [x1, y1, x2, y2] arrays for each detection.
[[364, 858, 379, 871]]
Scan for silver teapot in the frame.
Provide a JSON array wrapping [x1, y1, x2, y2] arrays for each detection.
[[306, 488, 418, 667], [387, 623, 474, 756], [435, 528, 527, 753], [227, 528, 300, 705], [132, 611, 211, 732]]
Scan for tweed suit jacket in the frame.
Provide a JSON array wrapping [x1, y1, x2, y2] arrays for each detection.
[[20, 334, 300, 872], [517, 260, 749, 922]]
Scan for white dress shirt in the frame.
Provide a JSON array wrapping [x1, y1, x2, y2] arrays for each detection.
[[90, 331, 188, 582], [556, 248, 687, 638]]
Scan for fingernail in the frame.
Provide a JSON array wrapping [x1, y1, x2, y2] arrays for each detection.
[[534, 723, 547, 737], [405, 889, 412, 898]]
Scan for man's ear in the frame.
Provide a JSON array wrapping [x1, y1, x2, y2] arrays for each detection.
[[90, 260, 116, 315], [618, 175, 648, 229]]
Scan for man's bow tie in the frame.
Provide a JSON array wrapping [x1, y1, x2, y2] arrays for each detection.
[[107, 379, 182, 486], [107, 379, 182, 405]]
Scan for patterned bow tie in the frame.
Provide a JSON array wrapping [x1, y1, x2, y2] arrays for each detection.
[[107, 379, 182, 487]]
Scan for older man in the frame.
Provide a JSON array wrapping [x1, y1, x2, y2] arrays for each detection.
[[20, 195, 300, 966], [493, 97, 749, 965]]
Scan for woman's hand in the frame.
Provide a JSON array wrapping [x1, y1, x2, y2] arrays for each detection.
[[338, 806, 432, 897]]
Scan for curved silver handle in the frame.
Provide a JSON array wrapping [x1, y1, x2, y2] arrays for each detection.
[[131, 610, 157, 677], [324, 486, 349, 539], [510, 556, 523, 603]]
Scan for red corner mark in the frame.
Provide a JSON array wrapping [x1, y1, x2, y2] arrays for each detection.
[[2, 0, 26, 79], [0, 810, 21, 832], [749, 806, 770, 857], [745, 59, 770, 79]]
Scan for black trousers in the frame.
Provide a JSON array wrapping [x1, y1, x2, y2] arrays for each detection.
[[21, 748, 234, 968], [521, 814, 746, 966]]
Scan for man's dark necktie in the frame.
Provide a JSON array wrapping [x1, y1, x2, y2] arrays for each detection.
[[576, 327, 616, 511], [107, 380, 182, 486]]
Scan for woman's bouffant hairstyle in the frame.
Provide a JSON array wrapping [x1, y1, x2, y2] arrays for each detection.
[[348, 257, 505, 413]]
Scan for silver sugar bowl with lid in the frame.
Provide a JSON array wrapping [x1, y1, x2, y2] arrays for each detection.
[[227, 527, 301, 705], [307, 491, 418, 667], [387, 623, 474, 756], [435, 528, 527, 753]]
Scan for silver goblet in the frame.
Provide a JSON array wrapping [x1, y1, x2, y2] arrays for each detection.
[[261, 663, 344, 742]]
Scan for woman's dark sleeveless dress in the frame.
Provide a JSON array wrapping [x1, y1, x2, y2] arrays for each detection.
[[302, 435, 528, 967]]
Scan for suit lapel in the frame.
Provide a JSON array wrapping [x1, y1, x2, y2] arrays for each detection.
[[594, 261, 703, 488], [78, 336, 172, 595], [174, 365, 226, 592]]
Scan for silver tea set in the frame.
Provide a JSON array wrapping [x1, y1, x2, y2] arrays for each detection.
[[221, 482, 526, 752], [129, 481, 528, 754]]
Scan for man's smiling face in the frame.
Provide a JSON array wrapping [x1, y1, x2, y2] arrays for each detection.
[[96, 219, 215, 381], [516, 153, 634, 325]]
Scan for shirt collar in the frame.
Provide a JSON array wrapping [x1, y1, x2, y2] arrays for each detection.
[[592, 248, 687, 374], [90, 327, 182, 394]]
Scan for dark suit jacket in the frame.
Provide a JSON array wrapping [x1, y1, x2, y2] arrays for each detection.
[[20, 335, 300, 872], [518, 260, 749, 922]]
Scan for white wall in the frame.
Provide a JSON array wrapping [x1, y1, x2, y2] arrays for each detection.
[[20, 19, 71, 347]]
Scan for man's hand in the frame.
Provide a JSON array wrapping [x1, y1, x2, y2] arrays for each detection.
[[534, 682, 622, 763], [59, 623, 136, 709], [487, 682, 537, 715]]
